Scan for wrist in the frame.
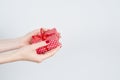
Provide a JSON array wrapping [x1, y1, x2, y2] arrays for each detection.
[[16, 37, 26, 48], [0, 50, 23, 64], [14, 50, 24, 61]]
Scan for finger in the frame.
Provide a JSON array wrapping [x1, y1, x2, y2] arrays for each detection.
[[41, 46, 61, 59], [25, 29, 40, 39], [28, 29, 40, 36], [31, 41, 47, 49], [29, 28, 47, 36], [41, 28, 48, 31]]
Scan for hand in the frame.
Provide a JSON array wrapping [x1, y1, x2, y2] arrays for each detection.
[[0, 28, 61, 64], [20, 29, 40, 46], [20, 28, 47, 46], [15, 41, 61, 63], [0, 29, 44, 52]]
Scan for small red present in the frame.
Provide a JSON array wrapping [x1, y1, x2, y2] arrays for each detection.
[[31, 28, 61, 54]]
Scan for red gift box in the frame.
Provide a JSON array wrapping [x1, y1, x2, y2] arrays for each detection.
[[31, 28, 61, 54]]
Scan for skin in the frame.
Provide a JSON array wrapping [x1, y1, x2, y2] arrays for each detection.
[[0, 29, 61, 64]]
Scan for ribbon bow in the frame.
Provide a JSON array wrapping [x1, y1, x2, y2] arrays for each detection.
[[31, 28, 61, 54]]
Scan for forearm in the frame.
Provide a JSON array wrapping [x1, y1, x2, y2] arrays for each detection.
[[0, 50, 22, 64], [0, 38, 24, 52]]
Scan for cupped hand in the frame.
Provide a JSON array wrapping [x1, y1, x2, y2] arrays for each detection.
[[16, 41, 61, 63], [20, 29, 40, 46]]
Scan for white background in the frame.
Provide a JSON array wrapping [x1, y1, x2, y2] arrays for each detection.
[[0, 0, 120, 80]]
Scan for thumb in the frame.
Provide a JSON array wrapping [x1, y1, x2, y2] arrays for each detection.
[[31, 41, 47, 49]]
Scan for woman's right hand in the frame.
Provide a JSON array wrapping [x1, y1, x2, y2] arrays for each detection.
[[16, 41, 61, 63]]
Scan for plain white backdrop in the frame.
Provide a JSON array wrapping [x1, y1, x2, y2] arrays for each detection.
[[0, 0, 120, 80]]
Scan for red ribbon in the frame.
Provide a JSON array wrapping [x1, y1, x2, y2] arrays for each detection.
[[31, 28, 61, 54]]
